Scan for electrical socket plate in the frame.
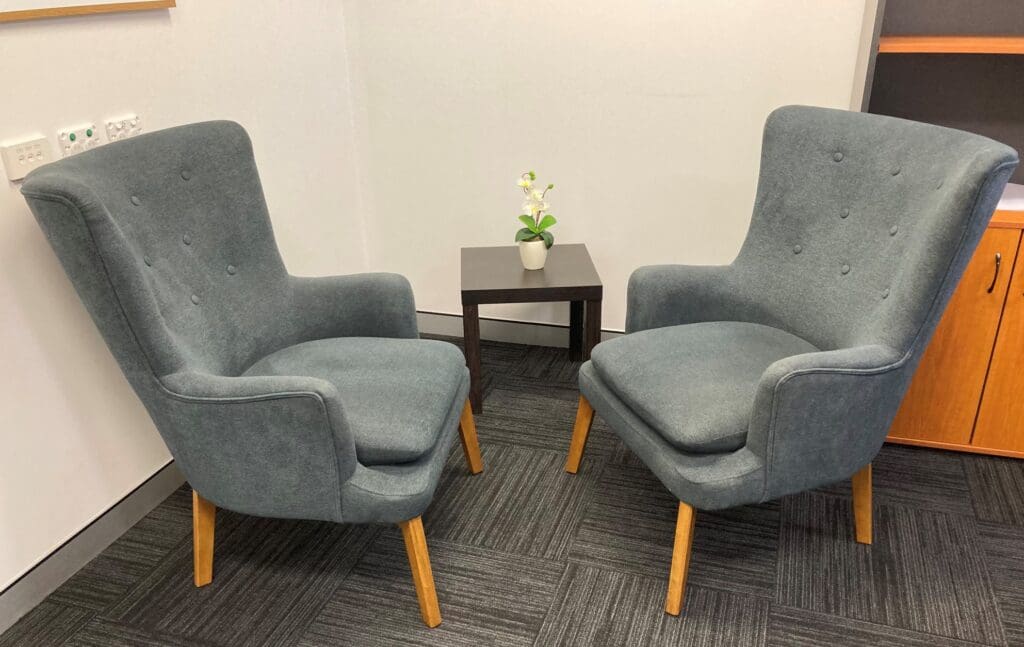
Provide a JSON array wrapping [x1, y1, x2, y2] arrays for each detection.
[[106, 114, 142, 142], [58, 123, 103, 157], [1, 136, 54, 181]]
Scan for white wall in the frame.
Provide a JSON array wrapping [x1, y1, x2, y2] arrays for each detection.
[[0, 1, 366, 590], [0, 0, 878, 594], [342, 0, 877, 330]]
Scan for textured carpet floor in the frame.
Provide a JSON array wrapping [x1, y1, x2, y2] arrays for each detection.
[[4, 336, 1024, 646]]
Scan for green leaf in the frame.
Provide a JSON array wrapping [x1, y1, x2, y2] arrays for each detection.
[[515, 227, 540, 242], [539, 230, 554, 249], [517, 214, 539, 232], [537, 214, 557, 231]]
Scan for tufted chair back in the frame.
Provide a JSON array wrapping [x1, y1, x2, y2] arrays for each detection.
[[22, 122, 293, 378], [733, 106, 1018, 353]]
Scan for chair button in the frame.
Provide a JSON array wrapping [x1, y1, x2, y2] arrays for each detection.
[[882, 288, 890, 299], [191, 294, 200, 305], [833, 152, 844, 162], [840, 208, 849, 219], [841, 264, 850, 275], [226, 264, 237, 275], [130, 196, 141, 206], [891, 165, 901, 176], [181, 170, 192, 181], [889, 225, 899, 236], [793, 244, 802, 254], [183, 234, 192, 245], [143, 255, 153, 267]]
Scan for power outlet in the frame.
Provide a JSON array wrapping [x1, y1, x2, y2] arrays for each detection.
[[1, 136, 54, 181], [105, 114, 142, 142], [57, 123, 103, 157]]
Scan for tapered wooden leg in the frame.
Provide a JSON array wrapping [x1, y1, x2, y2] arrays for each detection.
[[852, 463, 872, 545], [458, 399, 484, 475], [665, 501, 696, 616], [192, 490, 215, 587], [399, 516, 442, 628], [564, 395, 595, 474]]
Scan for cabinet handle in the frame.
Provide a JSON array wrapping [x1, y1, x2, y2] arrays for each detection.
[[987, 252, 1001, 293]]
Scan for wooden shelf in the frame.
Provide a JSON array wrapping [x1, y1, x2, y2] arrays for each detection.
[[878, 36, 1024, 55]]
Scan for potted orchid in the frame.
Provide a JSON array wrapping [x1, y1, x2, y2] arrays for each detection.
[[515, 171, 557, 270]]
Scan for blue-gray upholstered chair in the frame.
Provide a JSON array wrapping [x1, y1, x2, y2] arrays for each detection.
[[563, 106, 1018, 616], [21, 121, 483, 628]]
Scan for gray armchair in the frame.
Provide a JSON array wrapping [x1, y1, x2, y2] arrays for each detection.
[[564, 106, 1018, 616], [21, 121, 483, 628]]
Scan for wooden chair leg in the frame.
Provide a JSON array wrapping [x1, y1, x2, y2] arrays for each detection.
[[399, 516, 442, 628], [564, 395, 595, 474], [665, 501, 696, 616], [192, 490, 215, 587], [852, 463, 872, 545], [458, 399, 484, 475]]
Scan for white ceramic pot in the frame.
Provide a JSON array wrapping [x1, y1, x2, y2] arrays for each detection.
[[518, 239, 548, 270]]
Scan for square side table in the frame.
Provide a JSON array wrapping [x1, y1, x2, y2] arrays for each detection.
[[460, 243, 603, 413]]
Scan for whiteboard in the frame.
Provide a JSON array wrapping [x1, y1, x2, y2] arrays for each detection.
[[0, 0, 173, 23]]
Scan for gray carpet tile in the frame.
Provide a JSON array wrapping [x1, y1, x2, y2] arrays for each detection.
[[0, 601, 91, 647], [426, 443, 599, 561], [569, 461, 779, 598], [48, 487, 193, 613], [977, 521, 1024, 646], [817, 444, 974, 517], [3, 335, 1023, 647], [108, 514, 379, 647], [535, 564, 770, 647], [766, 605, 983, 647], [477, 388, 618, 457], [64, 617, 214, 647], [298, 533, 563, 647], [965, 455, 1024, 526], [777, 492, 1006, 645]]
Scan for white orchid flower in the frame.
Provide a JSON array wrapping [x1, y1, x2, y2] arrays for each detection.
[[517, 176, 533, 189]]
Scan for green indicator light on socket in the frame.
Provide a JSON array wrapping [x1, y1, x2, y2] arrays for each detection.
[[68, 133, 76, 142], [86, 129, 93, 137]]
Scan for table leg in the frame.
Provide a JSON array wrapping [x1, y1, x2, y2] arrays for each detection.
[[569, 300, 584, 361], [463, 304, 483, 413], [584, 299, 602, 361]]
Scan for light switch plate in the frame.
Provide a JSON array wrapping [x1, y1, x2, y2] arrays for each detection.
[[57, 123, 103, 157], [105, 114, 142, 142], [1, 136, 54, 181]]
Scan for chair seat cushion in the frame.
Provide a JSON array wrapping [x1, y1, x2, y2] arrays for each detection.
[[591, 322, 818, 454], [243, 337, 467, 466]]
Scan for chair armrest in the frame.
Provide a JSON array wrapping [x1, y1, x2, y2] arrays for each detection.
[[745, 344, 908, 501], [625, 264, 741, 333], [155, 371, 358, 521], [287, 272, 418, 341]]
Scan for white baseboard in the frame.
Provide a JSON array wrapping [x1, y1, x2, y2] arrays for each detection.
[[416, 310, 622, 347], [0, 461, 185, 634]]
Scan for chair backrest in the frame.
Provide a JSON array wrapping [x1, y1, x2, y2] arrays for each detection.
[[735, 106, 1018, 354], [22, 121, 291, 379]]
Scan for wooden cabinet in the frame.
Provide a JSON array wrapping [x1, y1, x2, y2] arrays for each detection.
[[888, 205, 1024, 458], [973, 240, 1024, 453]]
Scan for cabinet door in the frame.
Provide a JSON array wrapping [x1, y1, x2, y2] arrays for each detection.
[[888, 228, 1021, 445], [973, 234, 1024, 453]]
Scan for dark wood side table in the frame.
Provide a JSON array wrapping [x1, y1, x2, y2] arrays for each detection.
[[460, 243, 603, 413]]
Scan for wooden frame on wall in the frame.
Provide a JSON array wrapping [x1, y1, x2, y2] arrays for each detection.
[[0, 1, 174, 24]]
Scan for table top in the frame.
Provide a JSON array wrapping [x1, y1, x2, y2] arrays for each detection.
[[461, 243, 602, 305]]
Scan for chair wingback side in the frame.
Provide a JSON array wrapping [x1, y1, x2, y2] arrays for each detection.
[[735, 106, 1018, 355], [22, 121, 292, 381]]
